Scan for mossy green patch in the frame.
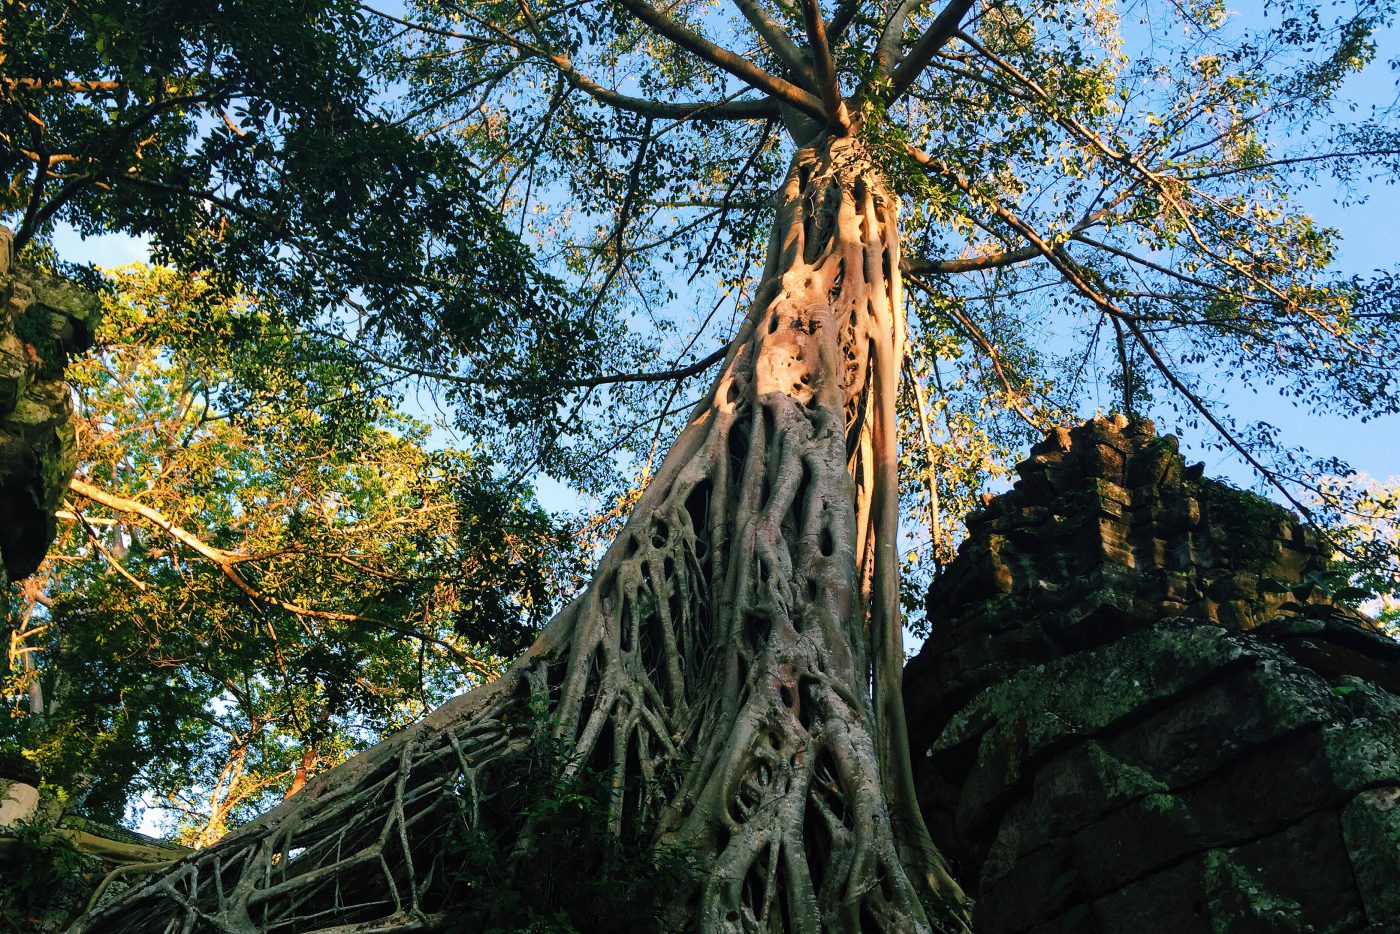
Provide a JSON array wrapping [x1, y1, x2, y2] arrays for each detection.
[[1203, 850, 1309, 934], [934, 620, 1249, 759]]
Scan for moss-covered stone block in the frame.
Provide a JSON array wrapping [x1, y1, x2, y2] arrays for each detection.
[[1341, 786, 1400, 923], [906, 415, 1400, 932]]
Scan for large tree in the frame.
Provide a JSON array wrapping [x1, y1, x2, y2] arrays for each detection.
[[68, 0, 1400, 930]]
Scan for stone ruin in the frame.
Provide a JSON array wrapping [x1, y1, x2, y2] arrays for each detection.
[[0, 228, 99, 595], [905, 415, 1400, 932]]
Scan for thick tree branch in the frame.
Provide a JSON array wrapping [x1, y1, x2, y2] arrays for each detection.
[[69, 478, 244, 564], [614, 0, 827, 119], [13, 120, 52, 249], [872, 0, 926, 80], [881, 0, 977, 104], [731, 0, 814, 85], [826, 0, 862, 42], [799, 0, 850, 130]]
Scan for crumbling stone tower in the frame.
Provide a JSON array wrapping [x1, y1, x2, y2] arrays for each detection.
[[905, 415, 1400, 933]]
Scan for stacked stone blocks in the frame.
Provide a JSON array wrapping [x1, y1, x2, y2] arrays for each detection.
[[905, 415, 1400, 933]]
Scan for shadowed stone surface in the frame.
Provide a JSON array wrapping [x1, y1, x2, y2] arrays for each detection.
[[906, 415, 1400, 933], [0, 228, 99, 593]]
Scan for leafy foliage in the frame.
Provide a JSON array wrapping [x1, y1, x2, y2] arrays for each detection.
[[0, 0, 607, 433], [0, 819, 98, 933], [2, 265, 574, 840]]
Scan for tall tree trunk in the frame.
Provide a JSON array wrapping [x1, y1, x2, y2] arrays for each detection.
[[76, 137, 968, 933]]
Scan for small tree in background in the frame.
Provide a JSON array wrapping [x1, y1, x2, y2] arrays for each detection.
[[3, 265, 569, 843]]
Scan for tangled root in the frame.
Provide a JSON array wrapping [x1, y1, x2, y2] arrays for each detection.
[[76, 137, 968, 934]]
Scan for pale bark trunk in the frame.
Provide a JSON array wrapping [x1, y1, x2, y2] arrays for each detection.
[[74, 137, 968, 933]]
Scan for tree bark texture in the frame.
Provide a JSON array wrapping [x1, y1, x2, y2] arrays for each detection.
[[75, 137, 968, 934]]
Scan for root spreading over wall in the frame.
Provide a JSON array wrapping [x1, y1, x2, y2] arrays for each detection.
[[75, 138, 967, 934]]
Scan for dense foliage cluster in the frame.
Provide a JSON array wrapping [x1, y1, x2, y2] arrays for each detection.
[[2, 266, 572, 840]]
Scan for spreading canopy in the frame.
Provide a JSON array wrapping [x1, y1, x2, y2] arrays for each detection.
[[373, 0, 1400, 539], [0, 0, 593, 425]]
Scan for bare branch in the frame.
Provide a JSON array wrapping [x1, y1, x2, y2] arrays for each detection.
[[1180, 148, 1400, 182], [351, 337, 733, 391], [690, 119, 778, 281], [68, 505, 151, 592], [903, 182, 1140, 275], [826, 0, 863, 42]]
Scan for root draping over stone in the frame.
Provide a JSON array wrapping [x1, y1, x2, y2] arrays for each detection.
[[74, 138, 968, 934]]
